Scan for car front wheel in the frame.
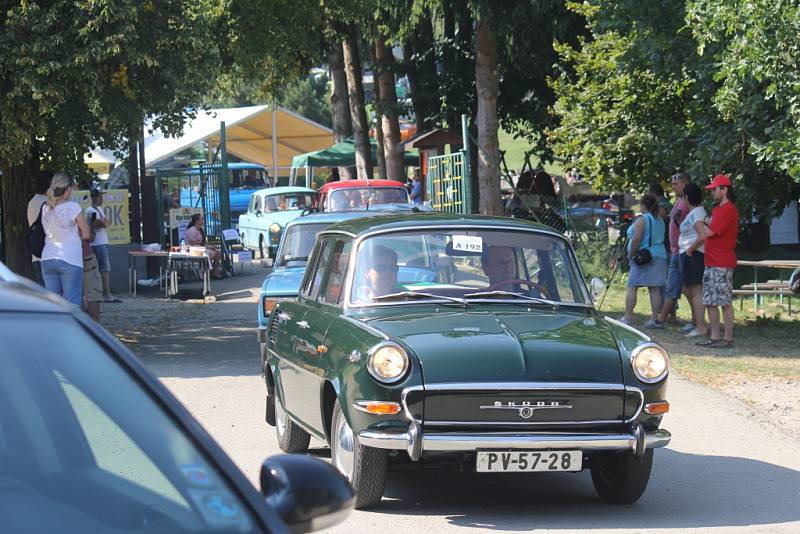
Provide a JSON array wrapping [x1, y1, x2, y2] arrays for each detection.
[[330, 399, 387, 509], [591, 449, 653, 504], [274, 390, 310, 453]]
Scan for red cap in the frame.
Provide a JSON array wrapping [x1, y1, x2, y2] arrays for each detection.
[[705, 174, 732, 190]]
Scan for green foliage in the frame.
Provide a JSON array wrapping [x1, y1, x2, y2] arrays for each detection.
[[278, 74, 333, 128], [548, 0, 800, 223], [0, 0, 222, 171]]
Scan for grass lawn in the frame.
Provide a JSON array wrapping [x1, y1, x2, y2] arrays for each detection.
[[597, 280, 800, 386], [499, 128, 564, 177]]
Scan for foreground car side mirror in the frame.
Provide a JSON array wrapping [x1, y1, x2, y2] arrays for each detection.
[[260, 454, 354, 533], [590, 277, 606, 302]]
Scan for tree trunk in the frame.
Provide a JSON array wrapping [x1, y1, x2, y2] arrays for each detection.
[[128, 125, 142, 243], [328, 42, 353, 180], [375, 39, 404, 181], [475, 14, 503, 216], [371, 61, 388, 181], [0, 151, 39, 279], [403, 15, 437, 132], [342, 32, 373, 180]]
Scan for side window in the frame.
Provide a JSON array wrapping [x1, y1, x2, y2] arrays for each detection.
[[306, 240, 332, 300], [321, 240, 352, 305]]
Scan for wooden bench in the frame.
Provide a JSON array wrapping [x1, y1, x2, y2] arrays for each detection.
[[732, 288, 794, 312]]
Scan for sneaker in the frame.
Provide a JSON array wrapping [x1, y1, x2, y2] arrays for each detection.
[[680, 323, 696, 333], [685, 328, 706, 338], [643, 319, 664, 329]]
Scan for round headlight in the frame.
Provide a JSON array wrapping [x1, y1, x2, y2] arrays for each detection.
[[367, 342, 409, 383], [630, 343, 669, 383], [269, 223, 281, 234]]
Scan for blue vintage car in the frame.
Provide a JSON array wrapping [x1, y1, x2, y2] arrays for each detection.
[[179, 162, 274, 223], [238, 186, 318, 259]]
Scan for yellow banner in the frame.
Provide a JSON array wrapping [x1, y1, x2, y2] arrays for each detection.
[[71, 189, 131, 245]]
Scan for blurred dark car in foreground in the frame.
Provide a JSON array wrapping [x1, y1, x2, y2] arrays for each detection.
[[0, 262, 353, 534]]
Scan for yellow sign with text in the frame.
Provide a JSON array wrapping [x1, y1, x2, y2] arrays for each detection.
[[70, 189, 131, 245]]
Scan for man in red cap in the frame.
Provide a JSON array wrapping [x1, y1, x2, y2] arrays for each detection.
[[697, 174, 739, 348]]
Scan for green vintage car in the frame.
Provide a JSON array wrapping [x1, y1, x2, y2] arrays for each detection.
[[263, 213, 671, 509]]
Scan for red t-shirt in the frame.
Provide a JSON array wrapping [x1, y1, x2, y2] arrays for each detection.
[[705, 201, 739, 268]]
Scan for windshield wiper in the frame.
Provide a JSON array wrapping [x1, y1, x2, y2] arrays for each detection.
[[371, 291, 465, 306], [282, 256, 309, 262], [463, 290, 555, 306]]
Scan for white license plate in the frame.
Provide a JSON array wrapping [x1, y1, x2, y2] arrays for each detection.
[[476, 450, 582, 472]]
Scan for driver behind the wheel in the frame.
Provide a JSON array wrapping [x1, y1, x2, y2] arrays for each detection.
[[481, 245, 519, 291], [354, 244, 399, 302]]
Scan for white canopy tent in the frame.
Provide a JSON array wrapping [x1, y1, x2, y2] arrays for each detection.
[[87, 105, 334, 177]]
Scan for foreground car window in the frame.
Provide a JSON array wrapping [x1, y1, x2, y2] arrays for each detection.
[[350, 229, 590, 304], [277, 223, 328, 267], [0, 314, 258, 533]]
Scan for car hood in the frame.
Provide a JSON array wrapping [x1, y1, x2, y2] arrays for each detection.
[[261, 267, 306, 296], [364, 309, 624, 385]]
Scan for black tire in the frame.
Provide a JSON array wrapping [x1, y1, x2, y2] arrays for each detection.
[[591, 449, 653, 504], [330, 400, 387, 509], [274, 390, 310, 453], [265, 391, 275, 426], [258, 235, 266, 260]]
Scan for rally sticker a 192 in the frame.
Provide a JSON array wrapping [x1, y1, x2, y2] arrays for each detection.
[[452, 235, 483, 253]]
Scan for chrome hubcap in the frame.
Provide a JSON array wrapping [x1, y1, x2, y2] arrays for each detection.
[[332, 414, 355, 481], [275, 394, 287, 437]]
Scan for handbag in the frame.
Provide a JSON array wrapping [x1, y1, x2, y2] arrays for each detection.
[[632, 215, 653, 266], [28, 203, 46, 258]]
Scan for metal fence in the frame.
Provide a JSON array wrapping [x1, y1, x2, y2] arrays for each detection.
[[155, 163, 229, 245], [427, 151, 472, 214]]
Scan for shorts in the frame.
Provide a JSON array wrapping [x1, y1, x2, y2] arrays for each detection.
[[91, 244, 111, 273], [664, 254, 683, 299], [83, 254, 104, 302], [680, 251, 705, 286], [702, 266, 733, 306]]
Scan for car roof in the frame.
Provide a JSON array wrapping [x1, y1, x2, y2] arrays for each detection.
[[0, 264, 70, 313], [254, 186, 317, 196], [284, 210, 396, 228], [227, 162, 266, 170], [319, 180, 405, 193], [322, 212, 560, 237]]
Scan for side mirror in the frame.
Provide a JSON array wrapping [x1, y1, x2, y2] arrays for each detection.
[[260, 455, 354, 533], [590, 277, 606, 302]]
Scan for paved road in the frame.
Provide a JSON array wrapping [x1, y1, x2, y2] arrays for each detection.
[[125, 281, 800, 533]]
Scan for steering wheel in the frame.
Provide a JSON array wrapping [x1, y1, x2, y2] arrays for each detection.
[[487, 279, 548, 298]]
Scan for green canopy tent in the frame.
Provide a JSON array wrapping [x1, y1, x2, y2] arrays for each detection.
[[289, 137, 419, 186]]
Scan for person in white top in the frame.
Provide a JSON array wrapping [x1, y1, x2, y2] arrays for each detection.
[[26, 171, 52, 285], [40, 172, 90, 307], [678, 183, 708, 338], [86, 188, 119, 302]]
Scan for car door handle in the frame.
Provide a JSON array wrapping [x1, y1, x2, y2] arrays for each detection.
[[296, 320, 309, 329]]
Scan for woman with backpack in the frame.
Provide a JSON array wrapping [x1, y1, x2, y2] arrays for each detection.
[[621, 194, 668, 326], [39, 172, 90, 306]]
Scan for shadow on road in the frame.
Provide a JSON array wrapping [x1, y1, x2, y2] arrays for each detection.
[[375, 448, 800, 530]]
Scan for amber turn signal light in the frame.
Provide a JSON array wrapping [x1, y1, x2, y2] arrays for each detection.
[[644, 401, 670, 415], [355, 401, 402, 415]]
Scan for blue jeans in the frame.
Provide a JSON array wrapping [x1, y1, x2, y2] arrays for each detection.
[[41, 259, 83, 307]]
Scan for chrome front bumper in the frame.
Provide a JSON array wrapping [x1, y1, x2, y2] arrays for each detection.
[[357, 422, 670, 461]]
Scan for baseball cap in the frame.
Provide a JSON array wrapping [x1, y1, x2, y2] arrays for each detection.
[[705, 174, 731, 190], [90, 186, 104, 196]]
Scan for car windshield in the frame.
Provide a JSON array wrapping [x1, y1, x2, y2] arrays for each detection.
[[231, 167, 271, 189], [349, 229, 590, 305], [328, 187, 409, 211], [276, 223, 329, 267], [0, 314, 258, 533], [264, 193, 314, 212]]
